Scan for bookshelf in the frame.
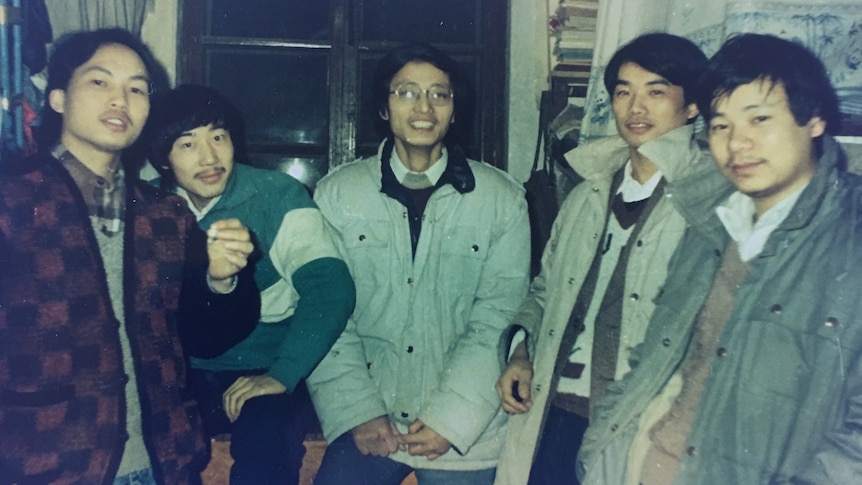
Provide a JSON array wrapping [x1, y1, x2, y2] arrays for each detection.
[[548, 0, 598, 144]]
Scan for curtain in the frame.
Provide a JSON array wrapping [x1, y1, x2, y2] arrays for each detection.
[[47, 0, 148, 39], [579, 0, 862, 142]]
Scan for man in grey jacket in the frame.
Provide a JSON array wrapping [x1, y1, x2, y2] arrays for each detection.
[[495, 33, 709, 485], [578, 33, 862, 484]]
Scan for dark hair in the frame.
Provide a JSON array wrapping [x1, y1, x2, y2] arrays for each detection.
[[696, 33, 840, 135], [146, 84, 247, 189], [373, 42, 471, 143], [604, 32, 707, 106], [38, 28, 169, 148]]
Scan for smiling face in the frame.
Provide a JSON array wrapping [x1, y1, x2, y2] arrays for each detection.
[[611, 62, 698, 150], [49, 43, 150, 162], [381, 61, 455, 161], [167, 123, 235, 210], [708, 79, 825, 217]]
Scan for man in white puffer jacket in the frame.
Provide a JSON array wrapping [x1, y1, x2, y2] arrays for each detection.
[[308, 42, 530, 485]]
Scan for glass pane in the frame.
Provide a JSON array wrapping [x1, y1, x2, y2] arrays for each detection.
[[356, 53, 481, 159], [208, 0, 330, 40], [361, 0, 479, 43], [205, 48, 329, 146], [246, 154, 328, 191]]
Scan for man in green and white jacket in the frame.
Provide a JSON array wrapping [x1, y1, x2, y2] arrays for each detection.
[[146, 84, 355, 485]]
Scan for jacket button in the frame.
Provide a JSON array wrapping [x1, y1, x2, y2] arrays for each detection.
[[716, 347, 727, 357], [402, 212, 407, 219], [687, 446, 697, 456], [367, 362, 372, 369], [549, 329, 555, 336], [592, 233, 599, 239], [472, 245, 479, 252], [610, 424, 618, 432], [636, 240, 643, 247], [535, 384, 542, 392], [358, 234, 366, 241], [629, 293, 639, 301], [407, 346, 414, 353], [592, 187, 600, 192], [714, 249, 721, 257], [401, 412, 409, 418], [825, 317, 839, 328], [770, 304, 782, 314], [662, 338, 671, 347], [407, 277, 414, 284], [568, 277, 575, 284]]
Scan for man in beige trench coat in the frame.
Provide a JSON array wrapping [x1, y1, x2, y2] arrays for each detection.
[[494, 33, 711, 485]]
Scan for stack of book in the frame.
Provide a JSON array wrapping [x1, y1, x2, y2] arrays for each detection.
[[549, 0, 598, 139]]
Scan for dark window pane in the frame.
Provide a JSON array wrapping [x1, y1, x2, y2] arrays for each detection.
[[246, 154, 328, 190], [361, 0, 478, 43], [357, 55, 386, 154], [205, 48, 329, 146], [208, 0, 330, 40]]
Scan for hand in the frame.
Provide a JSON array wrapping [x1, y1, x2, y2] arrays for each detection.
[[222, 375, 287, 422], [350, 416, 402, 457], [400, 420, 451, 460], [206, 218, 254, 291], [495, 340, 534, 414]]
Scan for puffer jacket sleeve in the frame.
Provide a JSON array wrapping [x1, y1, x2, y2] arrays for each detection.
[[306, 179, 389, 443]]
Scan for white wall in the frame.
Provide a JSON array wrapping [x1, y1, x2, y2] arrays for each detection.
[[141, 0, 179, 85], [506, 1, 550, 182]]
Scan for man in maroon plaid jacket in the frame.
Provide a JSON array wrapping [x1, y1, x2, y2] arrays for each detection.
[[0, 29, 260, 485]]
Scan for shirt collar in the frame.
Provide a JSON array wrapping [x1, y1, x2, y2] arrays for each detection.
[[175, 186, 222, 221], [53, 143, 126, 237], [617, 159, 663, 202], [389, 147, 448, 186], [715, 184, 807, 262]]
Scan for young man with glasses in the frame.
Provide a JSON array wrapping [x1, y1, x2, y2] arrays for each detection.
[[494, 33, 710, 485], [307, 43, 530, 485]]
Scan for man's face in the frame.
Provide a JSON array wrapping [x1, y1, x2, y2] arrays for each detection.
[[167, 123, 235, 210], [381, 61, 455, 155], [611, 62, 697, 149], [708, 79, 825, 215], [49, 43, 150, 157]]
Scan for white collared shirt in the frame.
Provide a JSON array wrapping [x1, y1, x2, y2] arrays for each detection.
[[618, 159, 663, 202], [176, 186, 221, 221], [389, 147, 448, 186], [715, 185, 807, 262]]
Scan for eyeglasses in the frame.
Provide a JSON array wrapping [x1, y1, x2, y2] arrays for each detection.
[[390, 83, 454, 107]]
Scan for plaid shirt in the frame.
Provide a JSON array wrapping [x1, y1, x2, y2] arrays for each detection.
[[52, 144, 125, 237]]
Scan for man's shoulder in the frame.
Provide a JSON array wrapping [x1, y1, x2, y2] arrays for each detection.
[[130, 179, 193, 218], [0, 151, 56, 178], [467, 159, 524, 196], [315, 156, 378, 194], [233, 163, 306, 190], [226, 163, 315, 210]]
